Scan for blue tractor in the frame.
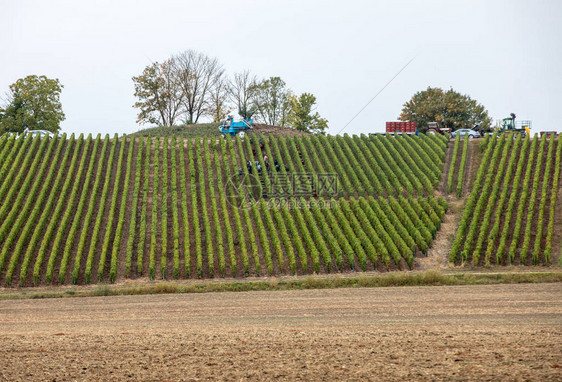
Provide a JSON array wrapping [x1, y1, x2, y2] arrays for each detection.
[[219, 115, 253, 137]]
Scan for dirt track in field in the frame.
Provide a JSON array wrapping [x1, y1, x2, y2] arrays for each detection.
[[1, 283, 561, 381]]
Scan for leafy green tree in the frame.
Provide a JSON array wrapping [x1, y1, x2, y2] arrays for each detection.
[[289, 93, 328, 134], [1, 75, 65, 133], [252, 77, 292, 127], [399, 87, 491, 132], [132, 60, 184, 126], [0, 97, 25, 134]]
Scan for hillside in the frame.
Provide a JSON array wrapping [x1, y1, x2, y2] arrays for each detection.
[[0, 132, 559, 287], [133, 123, 309, 138]]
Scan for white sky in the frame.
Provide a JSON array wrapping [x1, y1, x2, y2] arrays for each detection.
[[1, 0, 560, 136]]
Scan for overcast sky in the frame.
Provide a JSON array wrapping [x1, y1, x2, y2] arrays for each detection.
[[1, 0, 560, 136]]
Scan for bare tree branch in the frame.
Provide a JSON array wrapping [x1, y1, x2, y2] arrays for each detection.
[[229, 70, 258, 119], [174, 50, 224, 124]]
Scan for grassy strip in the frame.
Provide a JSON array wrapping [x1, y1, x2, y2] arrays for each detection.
[[3, 270, 561, 300]]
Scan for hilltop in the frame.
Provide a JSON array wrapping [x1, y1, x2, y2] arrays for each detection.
[[132, 123, 309, 138]]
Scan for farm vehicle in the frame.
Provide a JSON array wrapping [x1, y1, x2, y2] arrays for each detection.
[[219, 115, 253, 137], [499, 113, 531, 137]]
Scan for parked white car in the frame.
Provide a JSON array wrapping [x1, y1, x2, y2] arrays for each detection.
[[451, 128, 481, 138], [26, 130, 55, 138]]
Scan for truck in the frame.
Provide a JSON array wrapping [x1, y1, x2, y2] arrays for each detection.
[[540, 131, 557, 138]]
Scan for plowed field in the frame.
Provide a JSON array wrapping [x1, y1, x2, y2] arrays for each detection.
[[1, 283, 560, 381]]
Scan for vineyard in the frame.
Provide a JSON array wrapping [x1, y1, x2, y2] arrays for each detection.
[[449, 134, 562, 266], [0, 133, 449, 286], [0, 131, 560, 287]]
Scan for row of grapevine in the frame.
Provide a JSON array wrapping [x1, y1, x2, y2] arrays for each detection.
[[125, 137, 144, 277], [178, 137, 191, 276], [214, 139, 238, 277], [148, 138, 160, 279], [544, 139, 562, 262], [313, 135, 354, 195], [0, 136, 44, 231], [0, 134, 451, 286], [204, 138, 226, 276], [455, 136, 470, 196], [399, 136, 441, 187], [471, 136, 517, 265], [97, 136, 127, 282], [57, 135, 101, 284], [3, 136, 59, 285], [221, 138, 249, 274], [252, 134, 447, 199], [0, 135, 33, 209], [449, 136, 498, 262], [0, 136, 50, 276], [483, 136, 527, 265], [72, 135, 110, 283], [109, 139, 134, 282], [197, 139, 215, 277], [446, 135, 460, 193], [34, 135, 83, 284], [234, 136, 261, 274], [84, 135, 119, 284], [451, 134, 560, 265], [160, 138, 169, 279], [137, 138, 151, 274], [170, 137, 181, 278], [507, 137, 539, 263], [19, 136, 68, 285], [392, 136, 434, 193], [516, 135, 546, 264]]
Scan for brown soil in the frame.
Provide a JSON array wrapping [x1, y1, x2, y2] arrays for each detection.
[[0, 283, 560, 381]]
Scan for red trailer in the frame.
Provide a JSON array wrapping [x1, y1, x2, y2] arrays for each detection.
[[540, 131, 557, 138], [386, 121, 417, 134]]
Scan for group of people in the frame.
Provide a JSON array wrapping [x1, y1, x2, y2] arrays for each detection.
[[238, 154, 288, 175]]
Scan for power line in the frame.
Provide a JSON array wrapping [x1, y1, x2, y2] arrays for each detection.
[[336, 55, 416, 135]]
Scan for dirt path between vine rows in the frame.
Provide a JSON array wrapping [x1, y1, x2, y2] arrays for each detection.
[[0, 283, 560, 381]]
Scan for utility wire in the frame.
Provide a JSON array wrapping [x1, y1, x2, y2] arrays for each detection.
[[336, 55, 416, 135]]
